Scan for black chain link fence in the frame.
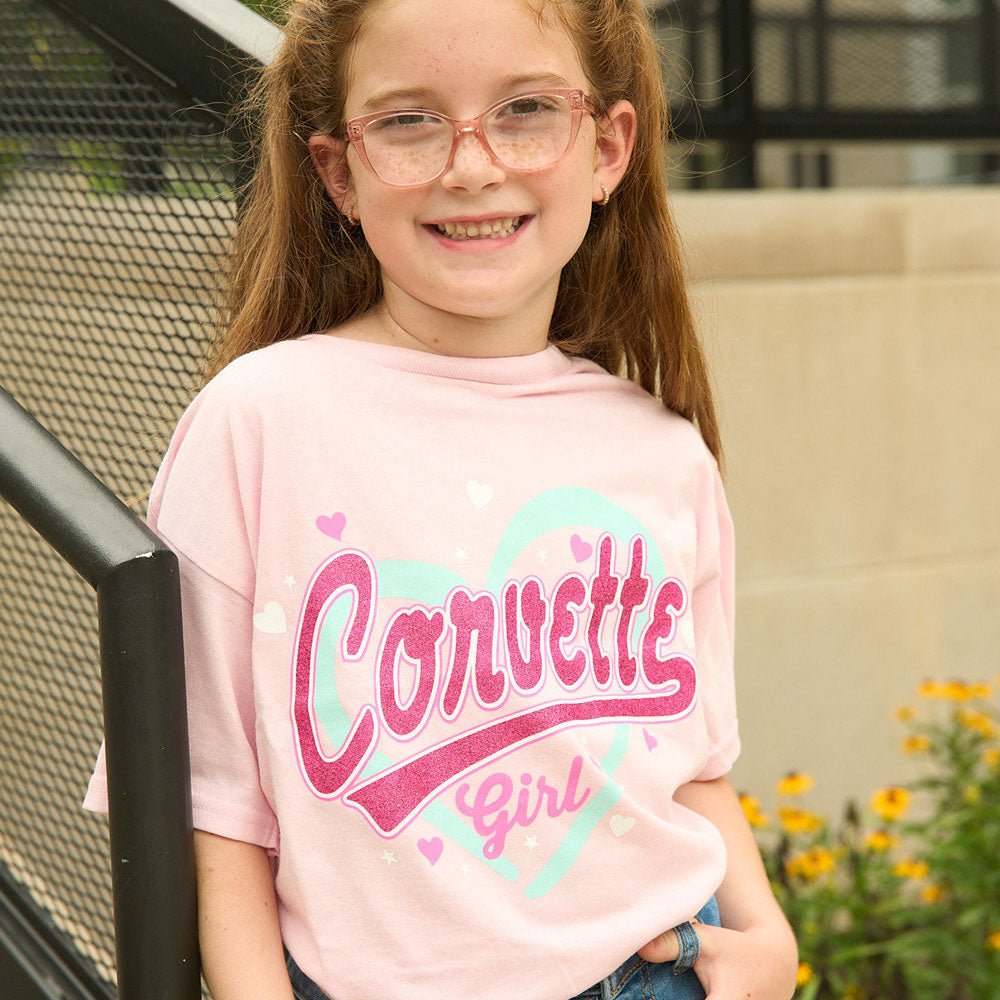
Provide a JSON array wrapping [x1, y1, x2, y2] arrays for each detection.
[[0, 0, 235, 990]]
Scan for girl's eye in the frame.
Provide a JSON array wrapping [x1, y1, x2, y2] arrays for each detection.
[[370, 112, 438, 131], [501, 96, 559, 117]]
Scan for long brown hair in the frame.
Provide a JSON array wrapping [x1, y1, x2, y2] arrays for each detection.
[[209, 0, 722, 466]]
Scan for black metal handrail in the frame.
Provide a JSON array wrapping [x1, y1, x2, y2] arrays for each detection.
[[0, 386, 199, 1000]]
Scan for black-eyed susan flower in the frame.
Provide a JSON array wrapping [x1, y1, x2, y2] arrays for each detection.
[[944, 680, 974, 701], [871, 786, 910, 821], [778, 806, 824, 835], [785, 847, 836, 882], [901, 734, 931, 754], [893, 859, 929, 880], [738, 793, 769, 829], [776, 771, 814, 797], [920, 884, 945, 904], [957, 709, 997, 738], [988, 930, 1000, 951], [796, 962, 814, 987], [895, 706, 916, 722], [918, 680, 947, 699], [983, 747, 1000, 769], [962, 784, 982, 805], [864, 829, 899, 852]]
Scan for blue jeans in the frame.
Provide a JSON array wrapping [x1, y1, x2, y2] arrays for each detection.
[[286, 897, 719, 1000]]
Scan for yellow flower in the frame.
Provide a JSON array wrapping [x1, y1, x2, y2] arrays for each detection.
[[918, 680, 947, 699], [870, 786, 910, 821], [785, 847, 836, 882], [957, 709, 997, 738], [944, 680, 974, 701], [895, 705, 916, 722], [970, 681, 992, 700], [864, 830, 899, 853], [779, 806, 824, 835], [983, 747, 1000, 769], [796, 962, 814, 987], [988, 930, 1000, 951], [901, 734, 931, 754], [921, 884, 945, 904], [893, 859, 929, 880], [963, 785, 982, 805], [777, 771, 814, 797], [739, 794, 769, 829]]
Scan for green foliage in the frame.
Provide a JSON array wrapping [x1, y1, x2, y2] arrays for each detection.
[[743, 680, 1000, 999], [239, 0, 291, 24]]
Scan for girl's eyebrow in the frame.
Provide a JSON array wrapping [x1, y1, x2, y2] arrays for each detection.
[[358, 72, 574, 113]]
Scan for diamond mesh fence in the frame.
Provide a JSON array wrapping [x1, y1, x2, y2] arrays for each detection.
[[0, 0, 235, 990]]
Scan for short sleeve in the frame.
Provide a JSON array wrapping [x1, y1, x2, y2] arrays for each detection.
[[691, 466, 739, 780], [85, 371, 277, 849], [85, 550, 277, 850]]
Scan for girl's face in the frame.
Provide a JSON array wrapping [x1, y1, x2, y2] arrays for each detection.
[[310, 0, 635, 354]]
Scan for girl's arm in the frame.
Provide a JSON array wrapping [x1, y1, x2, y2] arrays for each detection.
[[639, 776, 799, 1000], [194, 830, 295, 1000]]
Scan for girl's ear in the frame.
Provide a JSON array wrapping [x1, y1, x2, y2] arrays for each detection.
[[592, 100, 637, 203], [308, 135, 357, 220]]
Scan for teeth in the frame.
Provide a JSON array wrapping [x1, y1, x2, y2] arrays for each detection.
[[436, 217, 520, 240]]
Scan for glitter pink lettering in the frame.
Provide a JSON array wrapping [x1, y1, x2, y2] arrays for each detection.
[[454, 754, 591, 859], [292, 550, 378, 798]]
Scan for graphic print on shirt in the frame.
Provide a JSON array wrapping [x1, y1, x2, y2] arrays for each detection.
[[287, 486, 699, 896]]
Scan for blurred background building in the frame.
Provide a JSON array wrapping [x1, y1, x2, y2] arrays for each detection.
[[655, 0, 1000, 188]]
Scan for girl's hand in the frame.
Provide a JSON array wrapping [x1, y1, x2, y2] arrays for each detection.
[[693, 921, 798, 999], [639, 920, 797, 1000], [636, 924, 686, 963]]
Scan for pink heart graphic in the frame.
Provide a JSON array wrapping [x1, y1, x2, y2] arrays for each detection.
[[316, 512, 346, 540], [570, 533, 592, 562], [643, 728, 658, 751], [417, 837, 443, 866]]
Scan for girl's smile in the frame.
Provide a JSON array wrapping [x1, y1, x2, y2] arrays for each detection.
[[425, 215, 531, 250]]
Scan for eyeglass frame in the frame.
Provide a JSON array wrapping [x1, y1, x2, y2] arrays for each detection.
[[344, 88, 598, 188]]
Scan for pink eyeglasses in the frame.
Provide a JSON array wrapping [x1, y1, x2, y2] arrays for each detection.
[[345, 89, 596, 187]]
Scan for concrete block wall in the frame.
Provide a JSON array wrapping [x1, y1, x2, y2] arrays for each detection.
[[672, 187, 1000, 817]]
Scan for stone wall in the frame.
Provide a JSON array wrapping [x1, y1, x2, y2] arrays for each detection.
[[673, 187, 1000, 815]]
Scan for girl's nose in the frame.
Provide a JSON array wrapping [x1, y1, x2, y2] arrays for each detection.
[[440, 129, 506, 190]]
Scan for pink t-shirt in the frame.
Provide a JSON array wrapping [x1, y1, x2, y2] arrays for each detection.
[[85, 334, 738, 1000]]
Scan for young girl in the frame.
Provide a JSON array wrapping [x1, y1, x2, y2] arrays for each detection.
[[86, 0, 798, 997]]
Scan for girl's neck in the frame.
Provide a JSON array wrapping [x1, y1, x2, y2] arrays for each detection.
[[332, 293, 553, 360]]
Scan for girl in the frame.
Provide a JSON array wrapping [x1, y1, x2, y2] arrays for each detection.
[[86, 0, 798, 998]]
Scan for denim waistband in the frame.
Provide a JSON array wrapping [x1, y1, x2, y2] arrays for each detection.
[[286, 896, 719, 1000]]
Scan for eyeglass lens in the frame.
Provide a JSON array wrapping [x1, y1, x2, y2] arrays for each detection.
[[362, 94, 575, 185]]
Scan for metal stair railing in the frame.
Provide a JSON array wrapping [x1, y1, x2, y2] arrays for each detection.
[[0, 386, 196, 1000], [0, 1, 282, 998]]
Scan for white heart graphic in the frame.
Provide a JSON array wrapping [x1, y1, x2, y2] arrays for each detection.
[[465, 480, 494, 508], [609, 814, 636, 837], [253, 601, 286, 634]]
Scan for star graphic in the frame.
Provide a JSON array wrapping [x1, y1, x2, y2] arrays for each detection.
[[523, 835, 539, 852], [459, 862, 471, 875], [381, 851, 397, 866], [455, 547, 469, 563], [284, 575, 295, 587], [537, 548, 548, 561]]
